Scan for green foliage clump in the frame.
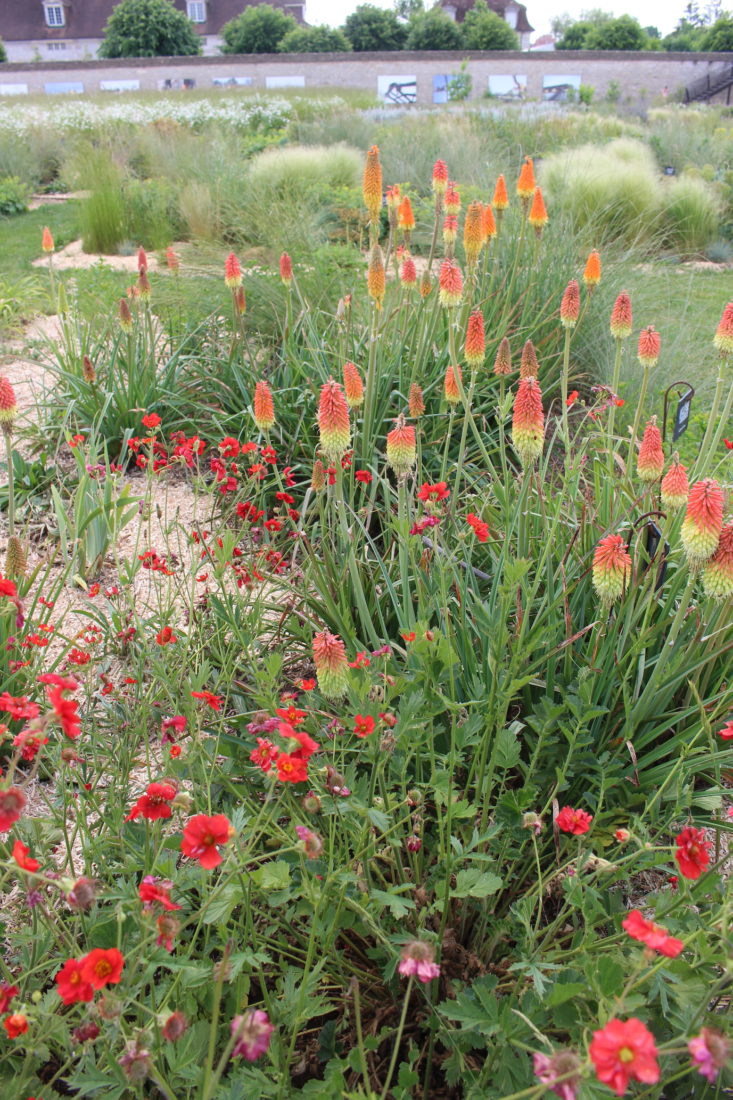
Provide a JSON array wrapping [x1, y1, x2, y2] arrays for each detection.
[[557, 13, 652, 50], [99, 0, 202, 58], [220, 2, 297, 53], [463, 0, 519, 49], [0, 38, 6, 62], [405, 8, 464, 49], [80, 155, 124, 254], [278, 24, 352, 52], [0, 176, 29, 217], [342, 3, 408, 50], [700, 15, 733, 50], [122, 177, 185, 251]]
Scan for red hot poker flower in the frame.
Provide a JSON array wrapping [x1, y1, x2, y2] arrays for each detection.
[[279, 251, 293, 286], [224, 252, 242, 289], [590, 1018, 660, 1096], [675, 826, 711, 879], [621, 909, 683, 957], [592, 534, 632, 606], [610, 290, 633, 340], [713, 300, 733, 356], [81, 948, 125, 990], [583, 249, 601, 288], [637, 325, 661, 368], [313, 629, 348, 699], [556, 806, 593, 835], [493, 174, 509, 210], [464, 310, 486, 367], [318, 379, 350, 462], [637, 417, 665, 482], [560, 280, 580, 328], [681, 478, 725, 565], [181, 813, 233, 869]]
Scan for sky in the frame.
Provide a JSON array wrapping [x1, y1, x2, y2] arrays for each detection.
[[303, 0, 688, 40]]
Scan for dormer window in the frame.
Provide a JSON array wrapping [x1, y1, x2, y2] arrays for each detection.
[[187, 1, 206, 21], [44, 3, 65, 27]]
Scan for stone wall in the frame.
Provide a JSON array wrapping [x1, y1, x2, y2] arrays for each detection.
[[0, 50, 731, 105]]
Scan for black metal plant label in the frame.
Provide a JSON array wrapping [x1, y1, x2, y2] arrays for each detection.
[[673, 388, 693, 441]]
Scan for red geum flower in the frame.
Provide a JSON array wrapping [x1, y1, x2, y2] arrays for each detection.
[[275, 705, 307, 725], [621, 909, 683, 957], [250, 738, 279, 772], [44, 676, 81, 740], [81, 948, 125, 990], [139, 876, 181, 911], [56, 958, 95, 1005], [141, 413, 161, 429], [718, 719, 733, 740], [417, 481, 450, 504], [0, 983, 18, 1013], [589, 1017, 659, 1096], [125, 781, 177, 822], [181, 813, 233, 869], [353, 714, 375, 738], [466, 513, 489, 542], [0, 694, 40, 720], [191, 690, 223, 712], [556, 806, 593, 835], [0, 787, 26, 833], [675, 826, 711, 879], [12, 840, 40, 872], [3, 1013, 28, 1039], [282, 723, 319, 761], [156, 626, 177, 645], [276, 753, 309, 783]]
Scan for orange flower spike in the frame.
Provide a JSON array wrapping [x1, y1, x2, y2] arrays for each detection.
[[660, 456, 689, 510], [224, 252, 242, 289], [592, 534, 632, 606], [400, 254, 417, 288], [367, 244, 386, 309], [520, 339, 540, 380], [137, 246, 148, 274], [560, 280, 580, 329], [493, 174, 509, 211], [363, 145, 383, 224], [637, 416, 665, 482], [313, 629, 349, 698], [516, 157, 536, 201], [444, 182, 461, 216], [444, 365, 462, 405], [638, 325, 661, 368], [137, 271, 151, 300], [234, 286, 246, 315], [311, 459, 326, 492], [165, 246, 180, 272], [432, 159, 449, 196], [703, 523, 733, 599], [0, 376, 18, 429], [279, 252, 293, 287], [481, 202, 497, 242], [512, 376, 545, 466], [528, 187, 548, 235], [464, 310, 485, 368], [463, 201, 484, 266], [41, 226, 54, 253], [386, 414, 417, 477], [397, 195, 415, 234], [318, 379, 350, 462], [610, 290, 633, 340], [119, 297, 133, 332], [583, 249, 601, 289], [438, 259, 463, 309], [253, 380, 275, 433], [408, 382, 425, 418], [681, 478, 725, 565], [342, 361, 364, 409], [713, 300, 733, 357], [419, 270, 432, 299], [493, 336, 513, 376], [442, 214, 458, 249]]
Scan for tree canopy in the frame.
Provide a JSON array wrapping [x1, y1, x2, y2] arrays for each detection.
[[405, 8, 464, 49], [99, 0, 202, 58], [278, 24, 352, 52], [220, 3, 297, 54], [462, 0, 519, 49], [700, 14, 733, 48], [342, 4, 408, 50]]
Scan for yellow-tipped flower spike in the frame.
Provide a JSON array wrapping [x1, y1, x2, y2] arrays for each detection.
[[363, 145, 383, 224], [512, 377, 544, 466], [400, 254, 417, 288], [41, 226, 54, 253], [444, 182, 461, 216], [438, 259, 463, 309], [311, 458, 326, 492], [583, 249, 601, 288], [137, 246, 148, 274], [493, 336, 513, 376], [464, 310, 485, 368], [519, 339, 540, 380], [560, 280, 580, 329], [408, 382, 425, 418], [279, 252, 293, 287], [119, 297, 133, 332], [528, 187, 548, 235], [342, 361, 364, 409], [702, 523, 733, 599], [5, 536, 26, 579], [493, 174, 509, 211], [0, 375, 18, 429], [481, 202, 497, 243], [386, 414, 417, 477], [397, 195, 415, 234], [637, 416, 665, 482], [432, 159, 449, 196], [224, 252, 242, 289], [610, 291, 633, 340], [444, 365, 462, 405], [313, 629, 349, 699], [680, 478, 725, 566], [367, 244, 386, 309], [419, 270, 432, 299], [637, 325, 661, 368], [516, 157, 536, 201], [713, 300, 733, 357], [592, 534, 632, 606], [318, 379, 350, 462], [660, 456, 689, 510], [442, 214, 458, 248], [253, 380, 275, 432], [463, 201, 484, 266], [137, 271, 151, 300]]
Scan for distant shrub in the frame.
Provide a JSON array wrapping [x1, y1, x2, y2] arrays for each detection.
[[278, 25, 352, 52], [405, 9, 464, 50], [246, 144, 362, 195], [122, 177, 185, 250], [178, 181, 221, 240], [658, 174, 720, 252], [0, 176, 29, 217]]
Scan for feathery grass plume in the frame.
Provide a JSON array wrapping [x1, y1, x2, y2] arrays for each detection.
[[637, 417, 665, 482], [119, 297, 133, 332], [137, 272, 151, 300], [517, 157, 536, 204], [493, 174, 509, 211], [661, 456, 689, 510], [702, 523, 733, 599], [386, 414, 417, 477], [713, 300, 733, 357], [41, 226, 54, 253], [224, 252, 242, 289], [5, 537, 26, 580], [560, 280, 580, 329], [444, 365, 462, 405], [419, 270, 432, 299], [528, 187, 548, 236], [583, 249, 601, 289], [311, 458, 326, 492], [512, 376, 544, 466], [82, 356, 96, 384], [397, 196, 415, 235], [481, 202, 497, 243], [279, 252, 293, 287], [137, 246, 148, 275], [166, 246, 180, 272], [493, 336, 513, 376], [318, 379, 350, 462], [638, 326, 660, 368], [0, 376, 18, 429], [342, 361, 364, 409], [313, 629, 349, 699], [234, 286, 246, 315], [463, 201, 484, 266], [592, 534, 632, 606], [253, 380, 275, 433], [464, 310, 485, 368], [442, 214, 458, 249], [438, 259, 463, 309], [367, 243, 386, 309], [409, 382, 425, 418], [444, 182, 461, 216], [363, 145, 383, 224], [520, 339, 540, 380], [432, 159, 448, 196], [681, 478, 724, 565], [610, 291, 633, 340], [400, 254, 417, 288]]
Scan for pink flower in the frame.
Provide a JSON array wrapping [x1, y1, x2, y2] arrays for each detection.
[[590, 1017, 660, 1096], [397, 941, 440, 984], [621, 909, 683, 957], [230, 1009, 273, 1061], [533, 1049, 582, 1100], [688, 1028, 729, 1083], [556, 806, 593, 835]]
